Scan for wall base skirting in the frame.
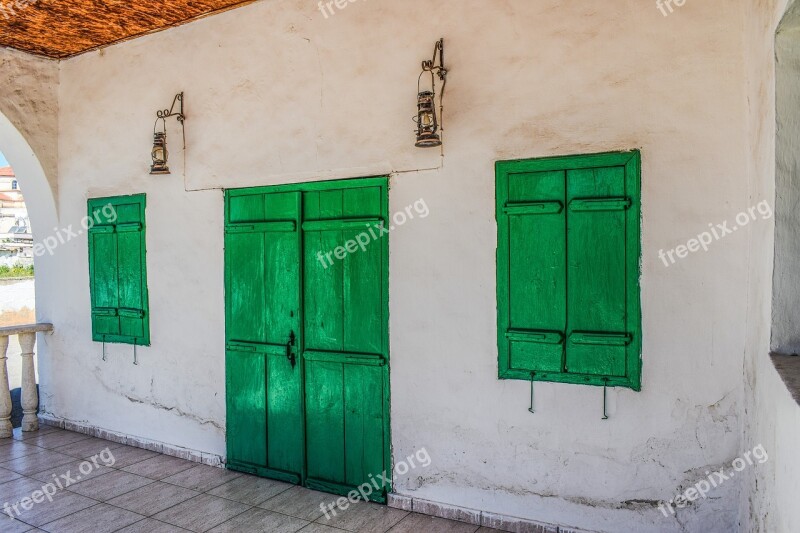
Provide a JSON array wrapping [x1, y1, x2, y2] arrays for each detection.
[[39, 415, 224, 467], [40, 417, 596, 532], [387, 494, 597, 533]]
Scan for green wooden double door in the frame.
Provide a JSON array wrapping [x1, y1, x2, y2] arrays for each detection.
[[224, 177, 390, 502]]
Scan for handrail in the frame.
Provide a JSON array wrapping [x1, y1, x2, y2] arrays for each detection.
[[0, 323, 53, 336]]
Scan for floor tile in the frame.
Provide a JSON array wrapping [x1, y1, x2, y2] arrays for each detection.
[[22, 431, 91, 450], [388, 513, 479, 533], [12, 426, 61, 441], [317, 500, 408, 533], [259, 485, 330, 521], [100, 446, 159, 469], [0, 441, 41, 462], [208, 507, 308, 533], [106, 481, 199, 517], [115, 518, 191, 532], [39, 502, 145, 533], [152, 493, 251, 532], [0, 466, 22, 484], [475, 529, 506, 532], [299, 524, 356, 533], [207, 475, 292, 506], [50, 438, 124, 460], [0, 513, 35, 532], [67, 470, 155, 501], [0, 476, 47, 503], [161, 464, 241, 492], [0, 450, 76, 476], [122, 454, 195, 480], [14, 490, 97, 527], [29, 458, 113, 484]]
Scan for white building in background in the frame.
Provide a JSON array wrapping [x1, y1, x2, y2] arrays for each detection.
[[0, 166, 32, 266]]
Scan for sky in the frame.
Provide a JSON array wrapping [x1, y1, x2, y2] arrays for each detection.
[[0, 151, 7, 167]]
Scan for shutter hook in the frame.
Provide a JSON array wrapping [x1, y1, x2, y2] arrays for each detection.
[[602, 378, 609, 420], [528, 372, 536, 414], [102, 336, 107, 362], [133, 340, 139, 366]]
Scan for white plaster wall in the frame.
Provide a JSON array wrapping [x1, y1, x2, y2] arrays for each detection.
[[741, 0, 800, 531], [47, 1, 760, 531]]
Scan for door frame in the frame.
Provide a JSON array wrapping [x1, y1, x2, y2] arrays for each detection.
[[223, 175, 392, 501]]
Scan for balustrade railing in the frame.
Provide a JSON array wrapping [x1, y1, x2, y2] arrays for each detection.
[[0, 323, 53, 438]]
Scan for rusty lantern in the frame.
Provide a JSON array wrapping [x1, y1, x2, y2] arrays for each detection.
[[150, 129, 169, 175], [414, 39, 447, 148], [149, 92, 185, 175]]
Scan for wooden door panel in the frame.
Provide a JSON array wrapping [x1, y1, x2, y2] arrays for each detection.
[[225, 191, 302, 481]]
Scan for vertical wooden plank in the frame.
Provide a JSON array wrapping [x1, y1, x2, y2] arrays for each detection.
[[226, 232, 266, 343], [305, 361, 346, 483], [303, 190, 344, 353], [225, 189, 303, 477], [116, 200, 145, 341], [506, 170, 566, 373], [226, 349, 268, 467], [566, 167, 627, 377], [344, 364, 384, 490], [90, 230, 120, 337], [624, 154, 643, 391], [263, 191, 303, 477], [342, 186, 382, 354]]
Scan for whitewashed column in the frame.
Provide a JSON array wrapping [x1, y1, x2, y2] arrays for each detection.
[[19, 332, 38, 432], [0, 335, 11, 438]]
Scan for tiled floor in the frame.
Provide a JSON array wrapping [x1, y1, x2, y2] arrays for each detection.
[[0, 425, 502, 533]]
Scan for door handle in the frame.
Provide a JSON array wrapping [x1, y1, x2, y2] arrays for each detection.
[[287, 331, 297, 368]]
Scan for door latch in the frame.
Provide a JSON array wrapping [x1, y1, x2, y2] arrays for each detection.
[[287, 331, 297, 368]]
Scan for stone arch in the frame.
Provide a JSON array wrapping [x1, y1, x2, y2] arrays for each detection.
[[0, 110, 58, 246]]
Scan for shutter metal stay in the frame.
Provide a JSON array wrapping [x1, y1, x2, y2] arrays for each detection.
[[528, 372, 536, 414], [602, 378, 609, 420], [133, 340, 139, 366], [102, 336, 106, 362]]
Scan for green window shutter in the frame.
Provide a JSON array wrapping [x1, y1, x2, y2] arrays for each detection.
[[88, 194, 149, 346], [496, 152, 641, 391], [503, 170, 567, 374]]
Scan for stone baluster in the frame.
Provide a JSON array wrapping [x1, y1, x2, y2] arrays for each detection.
[[0, 335, 10, 438], [19, 332, 38, 432]]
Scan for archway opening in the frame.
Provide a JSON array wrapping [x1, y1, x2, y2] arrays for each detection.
[[0, 111, 58, 428], [772, 3, 800, 355]]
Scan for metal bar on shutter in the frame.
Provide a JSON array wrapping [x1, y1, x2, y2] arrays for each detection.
[[225, 221, 297, 234], [116, 222, 143, 233], [88, 224, 115, 234], [569, 332, 632, 346], [504, 201, 563, 215], [506, 330, 564, 345], [301, 218, 384, 232], [568, 197, 631, 212]]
